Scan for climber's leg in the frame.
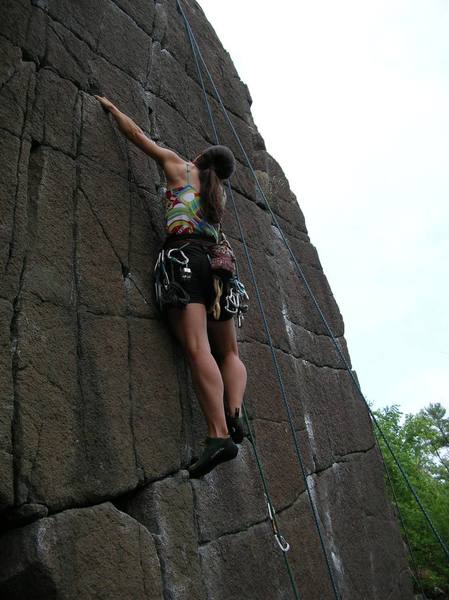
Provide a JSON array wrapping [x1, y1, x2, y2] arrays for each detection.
[[167, 303, 229, 438], [207, 317, 247, 415]]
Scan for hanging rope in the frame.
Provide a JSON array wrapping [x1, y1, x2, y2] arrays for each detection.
[[99, 16, 301, 600], [183, 9, 301, 600], [175, 0, 449, 563], [242, 403, 301, 599], [374, 430, 428, 598], [178, 2, 342, 599]]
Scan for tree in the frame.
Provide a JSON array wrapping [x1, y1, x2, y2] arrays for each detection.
[[372, 404, 449, 598], [422, 403, 449, 482]]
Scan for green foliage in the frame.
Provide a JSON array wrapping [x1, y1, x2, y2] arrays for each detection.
[[373, 403, 449, 598]]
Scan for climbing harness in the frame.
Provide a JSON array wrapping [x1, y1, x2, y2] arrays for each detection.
[[153, 240, 249, 325]]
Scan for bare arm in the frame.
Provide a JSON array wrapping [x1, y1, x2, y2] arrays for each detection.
[[95, 95, 182, 167]]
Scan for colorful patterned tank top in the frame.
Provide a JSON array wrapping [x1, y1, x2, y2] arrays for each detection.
[[165, 162, 219, 242]]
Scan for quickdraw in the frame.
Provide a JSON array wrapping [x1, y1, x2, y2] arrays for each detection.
[[224, 276, 249, 327], [166, 246, 192, 281], [153, 245, 191, 311], [265, 493, 290, 553]]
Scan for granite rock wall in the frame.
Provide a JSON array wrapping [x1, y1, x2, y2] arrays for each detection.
[[0, 0, 413, 598]]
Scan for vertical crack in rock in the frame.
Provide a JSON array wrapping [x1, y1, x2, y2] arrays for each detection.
[[11, 132, 44, 505], [25, 139, 43, 250], [96, 1, 116, 58], [308, 470, 345, 593], [189, 480, 208, 590], [26, 4, 49, 71], [78, 187, 125, 268], [4, 64, 36, 277], [153, 1, 168, 47], [127, 309, 142, 481], [10, 257, 27, 506], [174, 348, 192, 468], [125, 133, 166, 250], [26, 417, 45, 503], [137, 523, 150, 598], [126, 169, 144, 483], [49, 21, 86, 81], [152, 534, 172, 600], [72, 91, 89, 463]]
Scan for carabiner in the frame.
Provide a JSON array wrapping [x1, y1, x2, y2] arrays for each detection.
[[224, 288, 239, 314], [275, 534, 290, 553], [166, 246, 189, 266], [166, 246, 192, 281], [264, 494, 290, 553]]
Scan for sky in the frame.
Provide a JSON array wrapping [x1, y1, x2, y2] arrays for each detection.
[[198, 0, 449, 416]]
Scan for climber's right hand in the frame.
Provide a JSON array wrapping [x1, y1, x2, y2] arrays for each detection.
[[95, 95, 116, 113]]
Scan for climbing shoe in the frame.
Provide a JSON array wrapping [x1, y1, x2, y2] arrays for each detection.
[[225, 407, 245, 444], [188, 436, 238, 479]]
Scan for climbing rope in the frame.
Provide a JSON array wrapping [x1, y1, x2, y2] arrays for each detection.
[[178, 2, 341, 599], [99, 27, 301, 600], [176, 0, 449, 564], [242, 403, 301, 599], [100, 2, 447, 595], [374, 429, 428, 598], [182, 8, 301, 599]]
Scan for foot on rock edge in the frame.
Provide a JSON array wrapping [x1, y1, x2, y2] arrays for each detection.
[[188, 436, 238, 479]]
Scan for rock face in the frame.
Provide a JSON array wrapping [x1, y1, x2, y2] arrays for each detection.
[[0, 1, 413, 598]]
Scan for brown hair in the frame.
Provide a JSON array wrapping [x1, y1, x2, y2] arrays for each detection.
[[193, 145, 235, 223]]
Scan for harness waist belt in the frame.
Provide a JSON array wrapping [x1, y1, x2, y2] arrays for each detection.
[[163, 233, 217, 248]]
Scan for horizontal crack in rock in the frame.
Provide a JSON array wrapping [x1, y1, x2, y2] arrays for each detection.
[[312, 443, 377, 477], [240, 337, 348, 372], [197, 484, 307, 548]]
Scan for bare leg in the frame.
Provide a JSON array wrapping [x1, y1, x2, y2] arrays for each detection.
[[207, 317, 247, 414], [167, 303, 229, 438]]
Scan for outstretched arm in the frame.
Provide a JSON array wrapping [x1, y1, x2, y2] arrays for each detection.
[[95, 95, 181, 167]]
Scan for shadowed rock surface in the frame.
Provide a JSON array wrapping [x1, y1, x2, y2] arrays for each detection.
[[0, 0, 413, 598]]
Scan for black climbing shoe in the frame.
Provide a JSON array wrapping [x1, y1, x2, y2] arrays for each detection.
[[225, 407, 245, 444], [188, 436, 238, 479]]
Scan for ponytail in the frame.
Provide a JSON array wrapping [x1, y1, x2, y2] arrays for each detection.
[[194, 145, 235, 224], [198, 166, 225, 223]]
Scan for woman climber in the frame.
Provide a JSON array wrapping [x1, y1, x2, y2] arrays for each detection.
[[95, 95, 248, 478]]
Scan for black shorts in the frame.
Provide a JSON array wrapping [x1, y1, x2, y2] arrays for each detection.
[[162, 235, 234, 322]]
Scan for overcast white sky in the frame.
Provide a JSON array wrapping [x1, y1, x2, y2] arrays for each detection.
[[199, 0, 449, 416]]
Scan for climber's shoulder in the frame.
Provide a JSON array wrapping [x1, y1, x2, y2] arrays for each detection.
[[131, 129, 183, 167]]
